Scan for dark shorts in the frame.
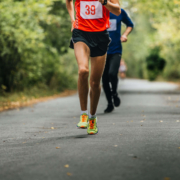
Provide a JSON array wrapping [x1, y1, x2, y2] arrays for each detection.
[[69, 29, 111, 57]]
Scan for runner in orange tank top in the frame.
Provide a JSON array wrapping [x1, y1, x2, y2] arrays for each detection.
[[74, 0, 110, 32], [66, 0, 121, 135]]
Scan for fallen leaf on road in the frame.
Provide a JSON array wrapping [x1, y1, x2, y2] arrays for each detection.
[[178, 147, 180, 149], [22, 142, 26, 144], [114, 145, 118, 147], [164, 178, 170, 180], [67, 172, 72, 176], [51, 127, 54, 129], [176, 120, 180, 122], [56, 147, 61, 149], [160, 120, 163, 123], [112, 123, 115, 125], [64, 164, 69, 168], [140, 121, 144, 122]]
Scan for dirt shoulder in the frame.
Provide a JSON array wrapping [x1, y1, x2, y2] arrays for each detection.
[[0, 90, 77, 112]]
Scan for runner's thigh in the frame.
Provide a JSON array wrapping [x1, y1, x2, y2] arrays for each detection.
[[74, 42, 90, 70], [109, 54, 121, 76]]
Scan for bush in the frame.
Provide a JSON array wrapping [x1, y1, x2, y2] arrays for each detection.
[[0, 0, 77, 93], [146, 47, 166, 81]]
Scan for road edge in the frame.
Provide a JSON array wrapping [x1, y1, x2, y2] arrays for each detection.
[[0, 90, 77, 113]]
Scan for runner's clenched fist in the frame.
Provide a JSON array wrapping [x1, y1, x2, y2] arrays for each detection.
[[121, 35, 128, 42]]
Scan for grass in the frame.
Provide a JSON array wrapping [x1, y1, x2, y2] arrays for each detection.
[[0, 86, 77, 112]]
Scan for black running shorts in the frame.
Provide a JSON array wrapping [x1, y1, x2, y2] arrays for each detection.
[[70, 29, 111, 57]]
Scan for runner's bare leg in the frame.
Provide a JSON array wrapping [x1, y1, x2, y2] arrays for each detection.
[[90, 54, 107, 115], [74, 42, 90, 111]]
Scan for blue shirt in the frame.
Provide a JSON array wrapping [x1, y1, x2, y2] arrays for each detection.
[[107, 9, 134, 55]]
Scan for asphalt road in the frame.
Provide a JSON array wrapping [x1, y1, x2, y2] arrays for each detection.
[[0, 79, 180, 180]]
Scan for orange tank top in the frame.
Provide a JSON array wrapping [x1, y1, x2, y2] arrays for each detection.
[[74, 0, 110, 32]]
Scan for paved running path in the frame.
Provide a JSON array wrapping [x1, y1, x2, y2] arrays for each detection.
[[118, 79, 179, 93], [0, 79, 180, 180]]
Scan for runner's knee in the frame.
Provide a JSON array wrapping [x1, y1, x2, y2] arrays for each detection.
[[78, 68, 89, 79], [90, 80, 100, 90]]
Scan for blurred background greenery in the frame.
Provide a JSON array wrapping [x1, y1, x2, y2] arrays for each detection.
[[122, 0, 180, 81], [0, 0, 179, 101], [0, 0, 77, 102]]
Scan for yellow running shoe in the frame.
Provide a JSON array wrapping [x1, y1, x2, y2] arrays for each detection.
[[77, 113, 88, 129], [87, 117, 98, 135]]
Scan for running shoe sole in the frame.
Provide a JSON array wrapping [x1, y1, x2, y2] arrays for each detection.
[[87, 129, 99, 135], [77, 126, 87, 129]]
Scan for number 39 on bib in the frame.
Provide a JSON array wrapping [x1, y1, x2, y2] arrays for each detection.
[[80, 1, 103, 19]]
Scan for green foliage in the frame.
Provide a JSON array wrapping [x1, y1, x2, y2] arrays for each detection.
[[122, 13, 155, 79], [0, 0, 77, 93], [122, 0, 180, 81], [146, 47, 166, 81]]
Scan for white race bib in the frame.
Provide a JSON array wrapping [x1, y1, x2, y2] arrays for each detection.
[[108, 19, 117, 31], [80, 1, 103, 19]]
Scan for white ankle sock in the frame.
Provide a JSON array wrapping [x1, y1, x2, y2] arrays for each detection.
[[81, 110, 88, 115], [89, 114, 96, 119]]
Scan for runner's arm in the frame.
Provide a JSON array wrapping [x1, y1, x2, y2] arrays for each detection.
[[66, 0, 75, 31], [121, 27, 133, 42], [99, 0, 121, 16], [121, 9, 134, 42]]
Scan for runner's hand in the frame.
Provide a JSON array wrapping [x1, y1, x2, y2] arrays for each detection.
[[121, 35, 128, 42], [98, 0, 105, 5]]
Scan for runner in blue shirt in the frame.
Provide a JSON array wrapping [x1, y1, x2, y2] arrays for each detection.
[[102, 9, 134, 113]]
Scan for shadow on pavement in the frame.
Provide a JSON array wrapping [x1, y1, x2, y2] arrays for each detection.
[[57, 134, 89, 140]]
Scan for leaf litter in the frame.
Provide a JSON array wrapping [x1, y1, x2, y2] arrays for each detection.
[[67, 172, 72, 176]]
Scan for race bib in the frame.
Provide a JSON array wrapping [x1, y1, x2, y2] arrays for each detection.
[[108, 19, 117, 31], [80, 1, 103, 19]]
